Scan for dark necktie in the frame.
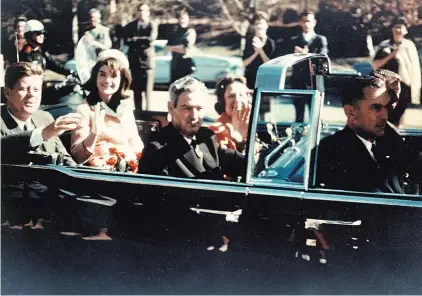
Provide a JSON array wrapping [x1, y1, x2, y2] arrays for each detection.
[[190, 139, 203, 161], [371, 142, 382, 163], [23, 123, 29, 131]]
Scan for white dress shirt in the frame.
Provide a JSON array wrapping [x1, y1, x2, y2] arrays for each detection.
[[302, 31, 317, 44], [355, 134, 375, 160]]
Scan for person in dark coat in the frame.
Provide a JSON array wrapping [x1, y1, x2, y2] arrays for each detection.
[[166, 9, 197, 84], [1, 62, 80, 229], [2, 16, 27, 67], [123, 3, 157, 110], [242, 11, 275, 89], [316, 75, 406, 194], [291, 11, 328, 55], [138, 76, 245, 180]]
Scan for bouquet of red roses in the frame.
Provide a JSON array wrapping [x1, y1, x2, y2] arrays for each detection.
[[106, 147, 142, 173]]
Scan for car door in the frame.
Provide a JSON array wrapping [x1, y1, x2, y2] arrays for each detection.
[[1, 158, 250, 241], [243, 88, 324, 235]]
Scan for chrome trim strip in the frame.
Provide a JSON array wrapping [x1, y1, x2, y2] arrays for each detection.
[[247, 186, 303, 199], [304, 191, 422, 208], [250, 178, 305, 190], [23, 165, 248, 194]]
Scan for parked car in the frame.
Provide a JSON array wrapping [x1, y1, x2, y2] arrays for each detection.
[[4, 53, 422, 262], [65, 40, 244, 88], [151, 40, 244, 86]]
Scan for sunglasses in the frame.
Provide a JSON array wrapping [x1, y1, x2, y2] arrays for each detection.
[[33, 31, 45, 36]]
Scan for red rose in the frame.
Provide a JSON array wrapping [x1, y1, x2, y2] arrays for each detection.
[[109, 147, 117, 154], [136, 152, 142, 160], [116, 152, 126, 159], [106, 157, 117, 166]]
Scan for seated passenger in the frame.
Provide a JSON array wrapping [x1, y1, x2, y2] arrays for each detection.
[[316, 75, 405, 193], [138, 76, 246, 180], [1, 62, 81, 229], [371, 69, 418, 193], [71, 49, 144, 172], [209, 75, 251, 152]]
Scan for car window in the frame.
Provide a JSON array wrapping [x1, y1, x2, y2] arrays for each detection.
[[252, 92, 314, 185]]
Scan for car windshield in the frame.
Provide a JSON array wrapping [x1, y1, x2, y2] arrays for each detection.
[[252, 92, 313, 185]]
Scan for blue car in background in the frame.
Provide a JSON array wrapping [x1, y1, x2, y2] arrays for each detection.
[[65, 40, 244, 88]]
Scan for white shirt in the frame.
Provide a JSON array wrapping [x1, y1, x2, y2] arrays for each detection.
[[302, 31, 317, 44], [183, 136, 195, 145], [355, 134, 375, 160], [8, 108, 44, 148], [137, 21, 148, 31]]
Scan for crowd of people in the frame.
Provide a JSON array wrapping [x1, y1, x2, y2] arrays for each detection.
[[1, 3, 421, 250]]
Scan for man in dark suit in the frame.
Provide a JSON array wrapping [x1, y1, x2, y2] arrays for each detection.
[[316, 75, 405, 193], [124, 3, 157, 110], [84, 9, 112, 56], [138, 76, 245, 180], [242, 11, 275, 89], [1, 62, 81, 228], [291, 11, 328, 55]]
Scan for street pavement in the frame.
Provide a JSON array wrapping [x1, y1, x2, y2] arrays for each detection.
[[2, 225, 422, 295]]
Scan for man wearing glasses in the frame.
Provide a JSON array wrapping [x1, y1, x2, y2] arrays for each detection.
[[123, 3, 157, 110]]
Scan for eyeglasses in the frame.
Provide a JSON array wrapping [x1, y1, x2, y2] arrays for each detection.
[[33, 31, 45, 36]]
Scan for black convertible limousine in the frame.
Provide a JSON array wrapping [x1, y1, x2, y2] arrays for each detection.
[[2, 53, 421, 262]]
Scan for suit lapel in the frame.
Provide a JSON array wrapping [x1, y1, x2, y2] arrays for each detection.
[[1, 105, 23, 135], [344, 127, 395, 193], [165, 124, 204, 176]]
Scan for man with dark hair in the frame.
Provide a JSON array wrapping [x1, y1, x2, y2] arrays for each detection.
[[138, 76, 245, 180], [1, 62, 81, 229], [372, 16, 421, 126], [1, 62, 80, 165], [166, 9, 197, 83], [291, 11, 328, 55], [242, 11, 275, 89], [2, 16, 27, 66], [124, 3, 157, 110], [316, 75, 406, 193]]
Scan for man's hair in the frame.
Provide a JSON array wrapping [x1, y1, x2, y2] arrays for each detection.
[[4, 62, 43, 89], [254, 11, 269, 23], [299, 10, 316, 19], [341, 75, 385, 106], [15, 15, 27, 26], [391, 16, 408, 28], [215, 75, 248, 114], [89, 8, 101, 17], [137, 3, 150, 11], [176, 8, 189, 19], [168, 76, 207, 107]]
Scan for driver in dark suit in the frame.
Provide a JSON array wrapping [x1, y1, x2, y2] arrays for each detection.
[[316, 75, 406, 193], [138, 76, 245, 180]]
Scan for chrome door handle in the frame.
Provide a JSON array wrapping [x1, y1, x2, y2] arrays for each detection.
[[190, 208, 242, 222]]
